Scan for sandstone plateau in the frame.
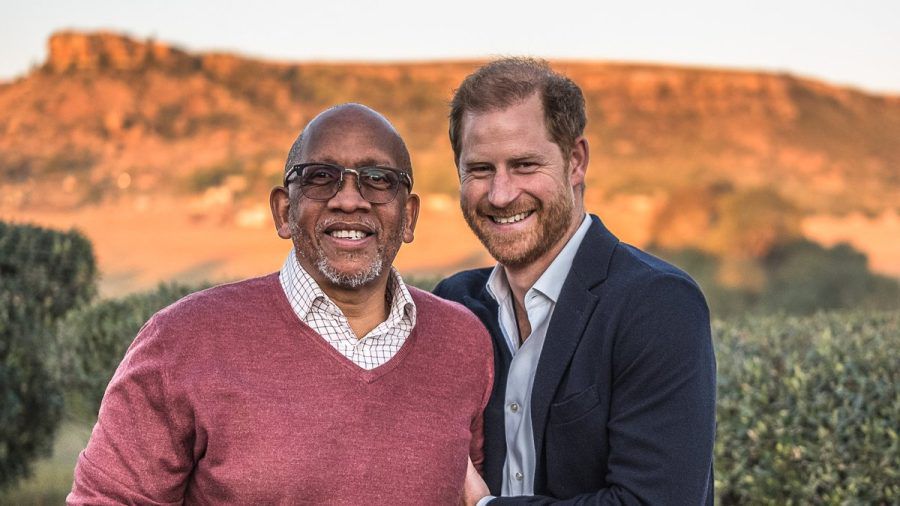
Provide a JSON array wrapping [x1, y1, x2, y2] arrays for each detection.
[[1, 31, 899, 296]]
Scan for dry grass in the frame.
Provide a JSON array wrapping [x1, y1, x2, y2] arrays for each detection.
[[1, 422, 92, 504]]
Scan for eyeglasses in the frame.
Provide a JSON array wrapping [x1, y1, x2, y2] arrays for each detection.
[[284, 163, 413, 204]]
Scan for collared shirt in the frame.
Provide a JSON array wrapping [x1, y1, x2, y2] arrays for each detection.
[[485, 214, 592, 498], [279, 252, 417, 370]]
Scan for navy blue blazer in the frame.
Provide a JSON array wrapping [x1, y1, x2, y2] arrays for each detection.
[[434, 215, 716, 505]]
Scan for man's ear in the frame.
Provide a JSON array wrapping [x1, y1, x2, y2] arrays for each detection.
[[270, 186, 293, 240], [568, 136, 589, 188], [402, 193, 420, 243]]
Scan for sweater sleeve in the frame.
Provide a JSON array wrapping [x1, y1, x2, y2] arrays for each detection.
[[68, 314, 196, 505]]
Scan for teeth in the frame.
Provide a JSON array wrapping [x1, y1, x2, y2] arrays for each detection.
[[330, 230, 367, 240], [493, 212, 530, 224]]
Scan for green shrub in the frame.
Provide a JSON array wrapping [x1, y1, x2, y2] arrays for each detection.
[[184, 158, 246, 193], [655, 241, 900, 317], [0, 153, 33, 183], [762, 240, 900, 314], [714, 311, 899, 504], [0, 221, 96, 490], [153, 103, 185, 139], [58, 282, 209, 419]]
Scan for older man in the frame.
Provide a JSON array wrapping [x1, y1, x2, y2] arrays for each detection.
[[435, 59, 717, 504], [69, 104, 493, 504]]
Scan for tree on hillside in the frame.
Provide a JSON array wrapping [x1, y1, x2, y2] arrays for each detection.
[[762, 240, 900, 314], [706, 186, 803, 258], [654, 239, 900, 316]]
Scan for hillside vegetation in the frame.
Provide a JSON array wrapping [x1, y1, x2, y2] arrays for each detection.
[[1, 32, 899, 294], [3, 32, 899, 213]]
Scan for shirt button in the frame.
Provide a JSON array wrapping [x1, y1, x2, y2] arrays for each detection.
[[509, 402, 519, 413], [514, 471, 524, 481]]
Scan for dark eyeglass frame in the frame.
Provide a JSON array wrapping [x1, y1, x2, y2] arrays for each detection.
[[284, 162, 414, 204]]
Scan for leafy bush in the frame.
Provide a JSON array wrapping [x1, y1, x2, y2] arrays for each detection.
[[655, 240, 900, 317], [152, 103, 185, 139], [0, 153, 33, 183], [762, 240, 900, 314], [714, 311, 899, 504], [58, 282, 208, 419], [0, 221, 96, 490], [184, 158, 246, 193]]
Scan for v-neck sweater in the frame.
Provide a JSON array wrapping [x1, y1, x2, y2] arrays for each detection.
[[69, 273, 494, 505]]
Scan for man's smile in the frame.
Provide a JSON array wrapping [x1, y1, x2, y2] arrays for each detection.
[[489, 211, 533, 225], [329, 229, 368, 240], [318, 220, 379, 250]]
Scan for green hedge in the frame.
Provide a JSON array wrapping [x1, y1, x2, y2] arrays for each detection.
[[714, 311, 899, 504], [0, 221, 96, 490], [58, 282, 208, 419]]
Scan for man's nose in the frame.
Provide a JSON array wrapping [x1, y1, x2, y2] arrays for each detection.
[[487, 168, 520, 208], [327, 174, 372, 212]]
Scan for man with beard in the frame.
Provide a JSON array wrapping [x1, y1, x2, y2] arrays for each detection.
[[69, 104, 493, 504], [434, 59, 716, 504]]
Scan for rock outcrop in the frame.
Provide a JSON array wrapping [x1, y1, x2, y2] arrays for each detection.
[[47, 31, 196, 72]]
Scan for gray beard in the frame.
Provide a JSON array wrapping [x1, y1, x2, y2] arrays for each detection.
[[314, 252, 384, 289]]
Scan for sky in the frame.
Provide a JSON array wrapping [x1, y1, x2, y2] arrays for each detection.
[[2, 0, 899, 94]]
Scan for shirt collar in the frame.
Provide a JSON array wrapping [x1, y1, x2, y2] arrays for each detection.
[[279, 252, 416, 326], [486, 213, 592, 305], [386, 265, 417, 327]]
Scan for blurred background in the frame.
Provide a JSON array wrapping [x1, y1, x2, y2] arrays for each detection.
[[1, 1, 898, 503]]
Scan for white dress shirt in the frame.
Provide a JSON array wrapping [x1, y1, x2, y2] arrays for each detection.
[[279, 252, 416, 370], [482, 213, 592, 501]]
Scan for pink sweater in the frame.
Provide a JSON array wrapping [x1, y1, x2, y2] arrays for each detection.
[[68, 274, 493, 505]]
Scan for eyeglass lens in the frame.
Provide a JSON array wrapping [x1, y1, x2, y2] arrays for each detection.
[[298, 164, 403, 204]]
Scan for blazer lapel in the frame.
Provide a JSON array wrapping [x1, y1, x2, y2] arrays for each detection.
[[463, 292, 510, 365], [530, 216, 618, 480]]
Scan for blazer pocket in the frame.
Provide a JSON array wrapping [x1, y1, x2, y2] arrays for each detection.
[[549, 385, 601, 425]]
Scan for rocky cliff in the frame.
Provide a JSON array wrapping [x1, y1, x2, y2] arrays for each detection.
[[2, 31, 898, 291]]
